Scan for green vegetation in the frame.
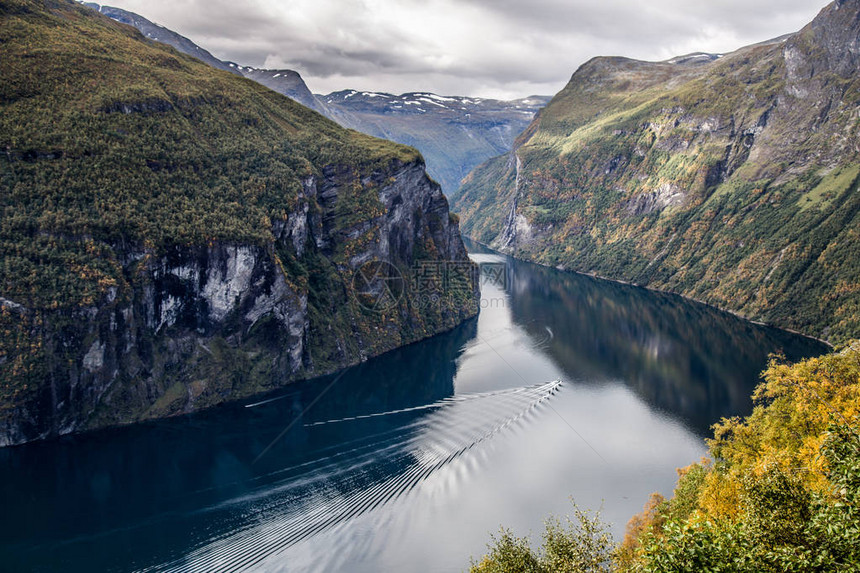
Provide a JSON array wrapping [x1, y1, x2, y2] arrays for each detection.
[[796, 165, 860, 213], [622, 342, 860, 571], [455, 8, 860, 343], [0, 0, 418, 310], [0, 0, 476, 440], [471, 343, 860, 571], [471, 506, 614, 573]]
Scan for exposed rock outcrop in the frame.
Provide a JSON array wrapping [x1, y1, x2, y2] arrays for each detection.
[[1, 159, 476, 447]]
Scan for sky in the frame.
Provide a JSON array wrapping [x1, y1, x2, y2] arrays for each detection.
[[105, 0, 827, 99]]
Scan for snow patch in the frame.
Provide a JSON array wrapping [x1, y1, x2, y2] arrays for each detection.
[[418, 97, 447, 108], [425, 94, 457, 102]]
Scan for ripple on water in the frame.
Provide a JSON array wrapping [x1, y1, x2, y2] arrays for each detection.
[[145, 381, 562, 573]]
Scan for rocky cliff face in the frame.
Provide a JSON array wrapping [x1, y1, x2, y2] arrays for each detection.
[[2, 159, 473, 447], [0, 0, 477, 446], [456, 0, 860, 343]]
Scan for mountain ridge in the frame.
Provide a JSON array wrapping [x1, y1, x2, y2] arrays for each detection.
[[78, 2, 549, 197], [455, 0, 860, 343], [322, 90, 550, 196]]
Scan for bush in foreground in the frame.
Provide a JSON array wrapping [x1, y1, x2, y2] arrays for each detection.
[[470, 506, 614, 573], [471, 342, 860, 572]]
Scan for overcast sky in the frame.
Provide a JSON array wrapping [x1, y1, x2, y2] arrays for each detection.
[[106, 0, 827, 99]]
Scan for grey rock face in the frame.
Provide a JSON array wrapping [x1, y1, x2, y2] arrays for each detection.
[[625, 183, 687, 216], [1, 159, 477, 446], [236, 67, 332, 116]]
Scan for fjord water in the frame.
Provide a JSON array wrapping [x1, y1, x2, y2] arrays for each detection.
[[0, 243, 827, 573]]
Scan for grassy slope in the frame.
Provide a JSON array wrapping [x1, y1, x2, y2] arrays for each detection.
[[456, 4, 860, 343]]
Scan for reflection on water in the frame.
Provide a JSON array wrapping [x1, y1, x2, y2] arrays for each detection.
[[0, 321, 478, 572], [485, 242, 829, 433], [154, 382, 560, 573], [0, 242, 828, 572]]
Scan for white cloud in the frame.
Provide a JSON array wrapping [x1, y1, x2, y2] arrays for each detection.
[[103, 0, 827, 98]]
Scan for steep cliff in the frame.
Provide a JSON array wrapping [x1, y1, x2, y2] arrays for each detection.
[[456, 0, 860, 343], [0, 0, 478, 445]]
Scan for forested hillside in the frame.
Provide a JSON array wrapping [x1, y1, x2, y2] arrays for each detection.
[[456, 0, 860, 343], [0, 0, 477, 445]]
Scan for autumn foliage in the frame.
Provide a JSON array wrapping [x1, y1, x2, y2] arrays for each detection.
[[621, 341, 860, 571]]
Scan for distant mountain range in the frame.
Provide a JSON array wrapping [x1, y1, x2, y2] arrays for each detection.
[[322, 90, 550, 197], [455, 0, 860, 343], [81, 2, 548, 196]]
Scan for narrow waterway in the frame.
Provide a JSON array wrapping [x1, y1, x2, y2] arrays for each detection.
[[0, 243, 828, 572]]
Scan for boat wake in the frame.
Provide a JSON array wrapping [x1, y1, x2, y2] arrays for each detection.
[[144, 380, 561, 572]]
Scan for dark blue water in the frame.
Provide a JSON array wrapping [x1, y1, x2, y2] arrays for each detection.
[[0, 243, 828, 572]]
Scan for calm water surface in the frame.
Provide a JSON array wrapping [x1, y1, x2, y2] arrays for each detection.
[[0, 242, 828, 572]]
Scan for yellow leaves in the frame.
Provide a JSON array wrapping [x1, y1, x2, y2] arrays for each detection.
[[698, 467, 743, 521], [96, 276, 117, 289], [697, 344, 860, 526], [758, 351, 860, 428], [617, 492, 666, 567]]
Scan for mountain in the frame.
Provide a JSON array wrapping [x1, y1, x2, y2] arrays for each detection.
[[321, 91, 551, 197], [80, 3, 329, 114], [78, 4, 549, 197], [236, 65, 332, 115], [81, 2, 240, 76], [0, 0, 477, 446], [455, 0, 860, 343]]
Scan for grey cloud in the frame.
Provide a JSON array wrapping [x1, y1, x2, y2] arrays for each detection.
[[459, 0, 817, 37], [284, 46, 417, 76], [107, 0, 828, 98]]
